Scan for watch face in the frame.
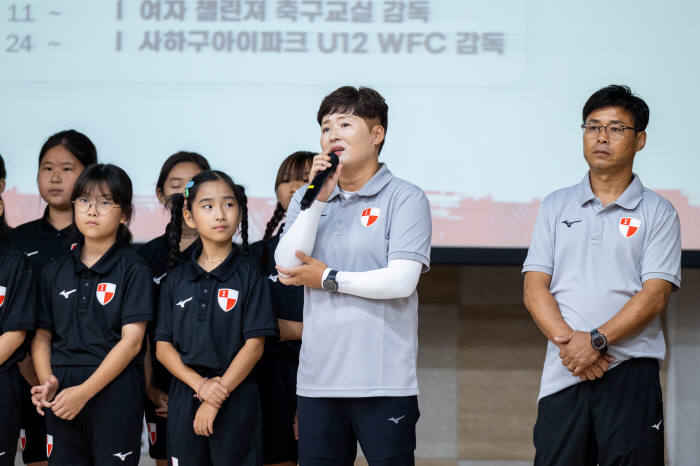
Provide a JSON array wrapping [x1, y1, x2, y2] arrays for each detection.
[[323, 280, 338, 293], [593, 335, 606, 349]]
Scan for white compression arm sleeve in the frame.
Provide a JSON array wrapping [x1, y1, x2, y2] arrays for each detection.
[[274, 200, 325, 273], [329, 259, 423, 299]]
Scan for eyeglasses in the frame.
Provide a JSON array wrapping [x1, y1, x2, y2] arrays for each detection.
[[581, 123, 638, 141], [73, 197, 121, 215]]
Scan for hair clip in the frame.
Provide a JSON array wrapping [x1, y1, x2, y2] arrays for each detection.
[[185, 180, 195, 198]]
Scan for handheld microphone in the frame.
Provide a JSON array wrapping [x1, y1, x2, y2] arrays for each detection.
[[300, 152, 339, 210]]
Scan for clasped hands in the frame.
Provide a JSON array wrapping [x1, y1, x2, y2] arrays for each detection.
[[555, 331, 615, 381], [31, 376, 89, 421], [194, 376, 230, 437]]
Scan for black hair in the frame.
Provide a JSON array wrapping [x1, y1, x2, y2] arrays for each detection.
[[582, 85, 650, 132], [0, 154, 5, 180], [167, 170, 249, 270], [156, 151, 211, 198], [317, 86, 389, 154], [38, 130, 98, 168], [0, 195, 10, 245], [260, 151, 315, 267], [71, 164, 134, 245]]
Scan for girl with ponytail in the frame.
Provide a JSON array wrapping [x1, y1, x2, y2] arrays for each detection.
[[136, 151, 210, 466], [154, 170, 278, 466], [30, 163, 153, 466], [249, 150, 314, 466]]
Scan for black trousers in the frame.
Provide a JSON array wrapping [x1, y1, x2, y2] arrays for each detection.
[[534, 358, 664, 466]]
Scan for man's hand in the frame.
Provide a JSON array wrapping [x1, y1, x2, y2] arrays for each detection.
[[556, 331, 614, 377], [147, 385, 169, 418], [276, 251, 328, 289], [578, 354, 615, 381], [51, 385, 91, 420], [193, 402, 219, 436], [31, 376, 59, 416], [309, 152, 343, 204], [198, 377, 229, 408]]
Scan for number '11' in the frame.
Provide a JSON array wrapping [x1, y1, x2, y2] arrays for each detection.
[[8, 4, 33, 22]]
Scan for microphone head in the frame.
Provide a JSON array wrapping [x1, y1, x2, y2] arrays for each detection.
[[329, 152, 340, 166]]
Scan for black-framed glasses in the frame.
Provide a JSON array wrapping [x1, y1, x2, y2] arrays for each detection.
[[581, 123, 638, 141], [73, 197, 121, 215]]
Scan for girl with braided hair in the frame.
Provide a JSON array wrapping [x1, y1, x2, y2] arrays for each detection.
[[136, 151, 210, 466], [249, 151, 314, 466], [155, 170, 278, 466]]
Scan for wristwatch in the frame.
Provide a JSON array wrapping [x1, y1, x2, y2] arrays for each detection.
[[590, 328, 608, 353], [322, 270, 339, 293]]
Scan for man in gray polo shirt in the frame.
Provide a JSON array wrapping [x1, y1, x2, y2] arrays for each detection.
[[275, 86, 431, 466], [523, 85, 681, 466]]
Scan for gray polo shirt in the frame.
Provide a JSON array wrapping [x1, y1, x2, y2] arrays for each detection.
[[523, 172, 681, 402], [283, 163, 432, 397]]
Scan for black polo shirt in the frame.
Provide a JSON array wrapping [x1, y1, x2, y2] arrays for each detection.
[[137, 230, 201, 308], [154, 245, 279, 374], [10, 207, 82, 276], [37, 241, 154, 367], [0, 241, 35, 372], [249, 229, 303, 354]]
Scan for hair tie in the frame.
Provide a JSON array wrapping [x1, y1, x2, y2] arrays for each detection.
[[185, 180, 195, 199]]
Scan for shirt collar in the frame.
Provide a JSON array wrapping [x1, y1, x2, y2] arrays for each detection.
[[73, 240, 129, 274], [38, 206, 80, 240], [613, 173, 644, 209], [327, 163, 394, 202], [576, 171, 644, 210], [188, 244, 244, 281]]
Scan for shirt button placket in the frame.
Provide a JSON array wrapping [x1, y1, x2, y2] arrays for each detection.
[[198, 275, 210, 321], [333, 202, 349, 237], [79, 272, 92, 314], [590, 206, 605, 247]]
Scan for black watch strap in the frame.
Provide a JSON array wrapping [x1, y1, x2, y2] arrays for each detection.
[[327, 270, 338, 282]]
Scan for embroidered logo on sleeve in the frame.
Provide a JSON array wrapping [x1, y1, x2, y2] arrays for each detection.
[[619, 217, 641, 238], [0, 286, 5, 308], [96, 283, 116, 305], [361, 208, 381, 227], [218, 289, 239, 312]]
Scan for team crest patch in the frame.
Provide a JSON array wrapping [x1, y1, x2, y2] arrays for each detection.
[[71, 243, 78, 250], [19, 429, 26, 450], [96, 283, 116, 305], [47, 435, 53, 457], [619, 217, 641, 238], [0, 286, 5, 308], [361, 208, 381, 227], [147, 423, 157, 445], [218, 289, 238, 312]]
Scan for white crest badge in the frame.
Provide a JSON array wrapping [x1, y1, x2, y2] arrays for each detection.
[[47, 434, 53, 457], [218, 289, 239, 312], [96, 283, 116, 306], [361, 208, 381, 227], [619, 217, 641, 238], [0, 285, 5, 308]]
